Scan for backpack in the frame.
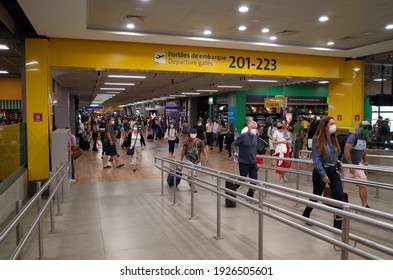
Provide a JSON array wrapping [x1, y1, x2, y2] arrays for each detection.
[[337, 133, 357, 159], [185, 139, 201, 164], [256, 137, 267, 154]]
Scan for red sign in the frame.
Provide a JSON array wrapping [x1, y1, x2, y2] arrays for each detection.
[[355, 114, 360, 121], [33, 113, 43, 122], [337, 115, 342, 121]]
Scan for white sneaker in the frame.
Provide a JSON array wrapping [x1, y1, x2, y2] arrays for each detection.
[[70, 179, 76, 183], [283, 177, 288, 183], [279, 178, 284, 184]]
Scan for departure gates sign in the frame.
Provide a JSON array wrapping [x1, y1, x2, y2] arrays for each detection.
[[49, 39, 346, 79]]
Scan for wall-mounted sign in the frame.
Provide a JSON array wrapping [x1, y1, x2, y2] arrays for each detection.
[[337, 115, 342, 121], [264, 97, 287, 108], [33, 112, 43, 122]]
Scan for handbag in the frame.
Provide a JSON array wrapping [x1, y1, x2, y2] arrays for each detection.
[[323, 187, 348, 207], [127, 133, 138, 156], [175, 135, 179, 144], [71, 146, 83, 160]]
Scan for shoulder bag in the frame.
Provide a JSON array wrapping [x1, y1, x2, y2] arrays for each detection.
[[127, 134, 138, 155]]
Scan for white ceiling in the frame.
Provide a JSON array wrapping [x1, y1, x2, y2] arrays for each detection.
[[16, 0, 393, 106]]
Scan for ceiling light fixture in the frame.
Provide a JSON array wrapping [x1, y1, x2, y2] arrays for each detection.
[[386, 24, 393, 30], [318, 81, 329, 84], [247, 79, 278, 83], [100, 87, 126, 90], [0, 44, 9, 50], [204, 30, 212, 35], [197, 89, 219, 92], [217, 85, 243, 88], [327, 41, 335, 46], [169, 95, 186, 97], [261, 28, 270, 33], [104, 82, 135, 86], [373, 78, 387, 82], [181, 92, 200, 95], [270, 36, 277, 40], [238, 25, 247, 31], [239, 6, 249, 13], [319, 15, 329, 22], [126, 23, 135, 29], [108, 75, 146, 79], [0, 70, 9, 74]]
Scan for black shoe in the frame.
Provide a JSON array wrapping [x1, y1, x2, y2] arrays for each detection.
[[365, 204, 370, 208]]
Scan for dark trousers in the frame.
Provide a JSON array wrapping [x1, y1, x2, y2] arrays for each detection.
[[92, 132, 98, 151], [218, 134, 225, 152], [303, 167, 344, 229], [238, 162, 258, 197], [206, 132, 213, 146], [168, 139, 176, 154]]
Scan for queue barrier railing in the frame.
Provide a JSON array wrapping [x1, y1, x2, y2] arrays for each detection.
[[0, 161, 69, 260], [155, 156, 393, 260]]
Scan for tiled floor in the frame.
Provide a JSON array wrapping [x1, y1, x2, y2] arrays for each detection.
[[4, 138, 393, 260]]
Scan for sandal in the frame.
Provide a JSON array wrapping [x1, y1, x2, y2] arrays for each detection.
[[116, 163, 124, 168], [103, 165, 111, 169]]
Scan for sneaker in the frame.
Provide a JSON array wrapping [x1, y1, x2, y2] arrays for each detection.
[[70, 179, 76, 183], [283, 177, 288, 183], [365, 204, 370, 208], [193, 189, 198, 193], [279, 178, 284, 184]]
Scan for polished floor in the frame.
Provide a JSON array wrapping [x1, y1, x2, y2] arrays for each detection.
[[14, 137, 393, 260]]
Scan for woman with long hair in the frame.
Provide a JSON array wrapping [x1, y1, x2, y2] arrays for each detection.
[[128, 123, 146, 172], [302, 116, 344, 229], [165, 121, 178, 158]]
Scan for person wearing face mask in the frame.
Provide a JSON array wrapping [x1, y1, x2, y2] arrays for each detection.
[[165, 122, 178, 158], [195, 120, 206, 143], [103, 117, 124, 169], [231, 121, 258, 199], [180, 129, 208, 193], [272, 122, 291, 183], [302, 116, 344, 230], [342, 120, 371, 208], [128, 124, 146, 172]]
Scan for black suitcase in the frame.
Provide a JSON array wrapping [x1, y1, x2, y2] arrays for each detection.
[[225, 181, 239, 208], [167, 169, 182, 187]]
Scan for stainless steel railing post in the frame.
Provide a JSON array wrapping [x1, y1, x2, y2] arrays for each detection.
[[56, 165, 62, 216], [37, 181, 44, 260], [172, 165, 178, 206], [61, 161, 65, 203], [295, 161, 300, 207], [214, 174, 223, 240], [15, 200, 23, 260], [160, 159, 165, 197], [189, 169, 196, 220], [375, 157, 381, 198], [258, 185, 264, 260], [341, 205, 351, 260]]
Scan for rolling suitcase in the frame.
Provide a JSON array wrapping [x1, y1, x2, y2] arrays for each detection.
[[225, 181, 239, 208], [167, 169, 182, 187]]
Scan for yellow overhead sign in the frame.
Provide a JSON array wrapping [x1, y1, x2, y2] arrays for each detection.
[[264, 97, 287, 108], [49, 38, 346, 79]]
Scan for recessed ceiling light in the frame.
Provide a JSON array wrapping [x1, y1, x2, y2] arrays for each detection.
[[238, 25, 247, 31], [181, 92, 200, 95], [353, 67, 361, 72], [318, 81, 329, 84], [204, 30, 212, 35], [0, 70, 9, 74], [327, 41, 335, 46], [197, 89, 219, 92], [247, 79, 278, 83], [104, 82, 135, 86], [0, 44, 9, 50], [126, 23, 135, 29], [270, 36, 277, 40], [100, 87, 126, 90], [108, 75, 146, 79], [373, 78, 387, 82], [386, 24, 393, 30], [217, 85, 243, 88], [261, 28, 270, 33], [239, 6, 249, 13], [319, 15, 329, 22]]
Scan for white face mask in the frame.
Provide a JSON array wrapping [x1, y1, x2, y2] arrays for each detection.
[[111, 121, 114, 125], [190, 134, 197, 139], [328, 124, 337, 134], [250, 129, 258, 135], [133, 127, 138, 131]]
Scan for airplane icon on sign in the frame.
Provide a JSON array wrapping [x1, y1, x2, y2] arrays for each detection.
[[155, 54, 164, 59]]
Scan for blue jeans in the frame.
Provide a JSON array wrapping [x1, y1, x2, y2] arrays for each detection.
[[238, 162, 258, 197]]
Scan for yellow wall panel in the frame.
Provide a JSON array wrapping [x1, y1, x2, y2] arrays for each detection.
[[0, 77, 22, 100], [329, 60, 364, 130], [25, 38, 50, 181]]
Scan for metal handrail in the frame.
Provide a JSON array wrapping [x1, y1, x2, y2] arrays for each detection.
[[155, 156, 393, 260], [0, 161, 69, 260]]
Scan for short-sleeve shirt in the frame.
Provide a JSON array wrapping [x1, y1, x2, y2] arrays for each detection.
[[342, 134, 367, 165], [103, 123, 115, 143]]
